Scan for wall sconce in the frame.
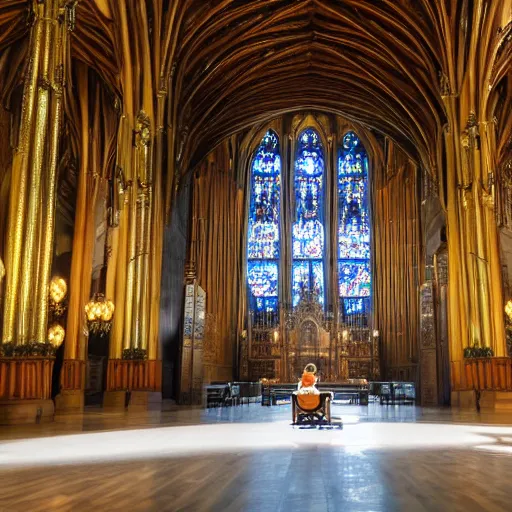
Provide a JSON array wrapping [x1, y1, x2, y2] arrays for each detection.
[[342, 330, 349, 341], [373, 330, 380, 338], [85, 293, 115, 336], [49, 276, 68, 320], [505, 300, 512, 321], [273, 330, 279, 343], [48, 323, 65, 348], [50, 276, 67, 303]]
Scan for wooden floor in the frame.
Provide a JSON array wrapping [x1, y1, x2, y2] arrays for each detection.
[[1, 403, 512, 511]]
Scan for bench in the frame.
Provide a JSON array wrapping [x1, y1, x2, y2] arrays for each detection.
[[206, 384, 229, 407], [262, 382, 369, 406], [292, 392, 332, 425]]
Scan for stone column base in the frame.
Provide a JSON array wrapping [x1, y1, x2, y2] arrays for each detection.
[[451, 390, 477, 409], [55, 389, 84, 413], [479, 391, 512, 411], [103, 390, 128, 409], [103, 390, 162, 410], [0, 399, 54, 425], [128, 391, 162, 410]]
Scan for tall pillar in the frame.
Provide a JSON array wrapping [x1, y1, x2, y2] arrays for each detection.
[[56, 63, 92, 412], [0, 0, 74, 424], [443, 104, 508, 398], [104, 111, 162, 409]]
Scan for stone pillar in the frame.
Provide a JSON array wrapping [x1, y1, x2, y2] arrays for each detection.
[[0, 0, 74, 424]]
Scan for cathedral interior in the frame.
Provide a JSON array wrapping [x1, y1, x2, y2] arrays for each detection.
[[1, 1, 512, 510]]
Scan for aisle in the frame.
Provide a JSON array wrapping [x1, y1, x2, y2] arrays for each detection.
[[0, 404, 511, 511]]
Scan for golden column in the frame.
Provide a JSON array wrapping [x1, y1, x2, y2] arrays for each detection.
[[104, 111, 161, 407], [0, 0, 74, 424], [438, 4, 510, 403], [442, 102, 508, 398], [132, 111, 153, 353]]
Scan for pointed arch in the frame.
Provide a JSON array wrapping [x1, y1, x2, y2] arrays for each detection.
[[292, 128, 326, 307], [246, 129, 281, 313], [338, 131, 371, 316]]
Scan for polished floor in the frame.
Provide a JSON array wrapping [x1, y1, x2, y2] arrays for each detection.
[[1, 403, 512, 511]]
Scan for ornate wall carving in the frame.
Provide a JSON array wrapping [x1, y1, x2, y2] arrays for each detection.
[[419, 282, 438, 405]]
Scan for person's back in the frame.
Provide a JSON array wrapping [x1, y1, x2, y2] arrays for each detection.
[[297, 369, 319, 395]]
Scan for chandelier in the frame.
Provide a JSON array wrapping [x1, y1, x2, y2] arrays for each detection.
[[49, 276, 67, 319], [85, 293, 115, 336]]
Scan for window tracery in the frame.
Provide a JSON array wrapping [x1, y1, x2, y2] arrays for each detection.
[[247, 130, 281, 313], [292, 129, 326, 307], [338, 132, 371, 315], [246, 128, 372, 318]]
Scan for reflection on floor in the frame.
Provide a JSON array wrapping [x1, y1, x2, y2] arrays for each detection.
[[1, 404, 512, 511]]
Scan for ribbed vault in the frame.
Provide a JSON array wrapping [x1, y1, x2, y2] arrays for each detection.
[[1, 1, 511, 179], [175, 0, 447, 171]]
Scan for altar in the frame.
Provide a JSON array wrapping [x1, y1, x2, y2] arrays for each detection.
[[244, 297, 380, 383]]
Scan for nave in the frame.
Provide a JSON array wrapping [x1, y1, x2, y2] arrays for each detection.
[[1, 404, 512, 512]]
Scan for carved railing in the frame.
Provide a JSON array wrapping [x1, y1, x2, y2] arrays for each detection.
[[0, 358, 54, 400], [106, 360, 161, 392], [451, 358, 512, 391]]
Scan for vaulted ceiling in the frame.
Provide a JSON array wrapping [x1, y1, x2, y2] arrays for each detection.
[[0, 1, 510, 174], [175, 0, 447, 169]]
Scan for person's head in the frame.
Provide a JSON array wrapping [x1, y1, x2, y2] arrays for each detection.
[[301, 372, 316, 388], [304, 363, 317, 375]]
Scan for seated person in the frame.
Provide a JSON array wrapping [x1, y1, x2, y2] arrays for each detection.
[[296, 364, 320, 395]]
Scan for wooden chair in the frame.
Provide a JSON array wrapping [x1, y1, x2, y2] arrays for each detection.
[[292, 392, 332, 425]]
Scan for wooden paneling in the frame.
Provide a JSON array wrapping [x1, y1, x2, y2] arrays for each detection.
[[373, 144, 422, 384], [106, 360, 162, 392], [451, 358, 512, 391], [60, 359, 85, 391], [0, 358, 54, 400]]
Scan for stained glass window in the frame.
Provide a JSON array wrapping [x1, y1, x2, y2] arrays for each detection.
[[292, 261, 325, 307], [338, 261, 371, 297], [247, 130, 281, 312], [292, 129, 325, 307], [338, 132, 371, 315]]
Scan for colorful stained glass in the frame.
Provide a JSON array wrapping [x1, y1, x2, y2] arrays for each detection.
[[312, 261, 325, 306], [343, 298, 367, 315], [248, 261, 278, 298], [338, 132, 368, 176], [247, 130, 281, 259], [338, 261, 371, 297], [292, 261, 324, 307], [338, 132, 371, 314], [254, 297, 278, 313], [293, 129, 325, 259], [247, 130, 281, 312], [338, 133, 370, 259], [292, 129, 325, 307]]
